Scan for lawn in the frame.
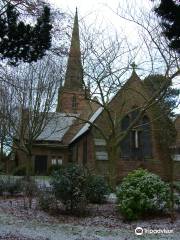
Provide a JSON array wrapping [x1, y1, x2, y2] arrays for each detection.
[[0, 197, 180, 240], [0, 174, 180, 240]]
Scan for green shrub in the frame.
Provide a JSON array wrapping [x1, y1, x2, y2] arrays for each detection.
[[86, 175, 109, 204], [51, 164, 87, 215], [13, 165, 26, 176], [116, 169, 170, 220], [48, 165, 64, 175], [174, 181, 180, 193], [38, 189, 57, 211]]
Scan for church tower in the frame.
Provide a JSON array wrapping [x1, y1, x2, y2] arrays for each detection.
[[56, 8, 87, 113]]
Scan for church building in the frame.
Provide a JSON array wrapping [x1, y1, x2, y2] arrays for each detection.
[[14, 10, 180, 181]]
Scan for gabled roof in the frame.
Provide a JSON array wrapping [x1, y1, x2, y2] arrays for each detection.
[[70, 107, 103, 143], [70, 70, 143, 143], [37, 112, 79, 142]]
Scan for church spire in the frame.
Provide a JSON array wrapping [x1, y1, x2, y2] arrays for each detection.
[[64, 8, 83, 90]]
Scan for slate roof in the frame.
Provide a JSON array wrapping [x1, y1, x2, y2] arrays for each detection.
[[37, 112, 79, 142]]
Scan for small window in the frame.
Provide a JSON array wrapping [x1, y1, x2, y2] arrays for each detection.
[[51, 156, 63, 165], [57, 158, 62, 165], [51, 159, 56, 165], [96, 151, 108, 160], [94, 138, 106, 146], [72, 95, 77, 110]]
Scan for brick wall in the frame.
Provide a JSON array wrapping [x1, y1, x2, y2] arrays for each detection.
[[15, 144, 69, 174], [57, 88, 89, 114], [71, 73, 180, 181]]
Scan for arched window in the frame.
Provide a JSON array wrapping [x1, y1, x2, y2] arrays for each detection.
[[141, 116, 152, 158], [131, 106, 139, 120], [120, 113, 152, 160], [121, 115, 131, 158]]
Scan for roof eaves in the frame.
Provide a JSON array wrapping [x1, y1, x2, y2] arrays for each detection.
[[70, 107, 103, 143]]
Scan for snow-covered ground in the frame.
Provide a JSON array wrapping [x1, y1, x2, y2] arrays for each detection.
[[0, 198, 180, 240]]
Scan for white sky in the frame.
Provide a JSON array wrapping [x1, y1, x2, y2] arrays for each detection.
[[49, 0, 180, 113], [49, 0, 120, 15], [49, 0, 154, 66], [48, 0, 150, 38]]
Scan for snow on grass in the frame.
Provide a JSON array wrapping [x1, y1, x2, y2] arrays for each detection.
[[0, 198, 180, 240]]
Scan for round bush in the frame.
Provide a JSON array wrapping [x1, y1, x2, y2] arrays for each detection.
[[86, 175, 109, 204], [116, 169, 170, 220], [51, 164, 87, 215]]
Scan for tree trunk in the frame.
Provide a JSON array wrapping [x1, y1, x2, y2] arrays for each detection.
[[0, 141, 3, 160], [0, 141, 8, 173], [26, 153, 32, 181], [168, 157, 175, 223], [0, 141, 3, 171], [164, 153, 175, 222], [107, 140, 118, 190]]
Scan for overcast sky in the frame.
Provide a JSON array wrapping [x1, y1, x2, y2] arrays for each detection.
[[48, 0, 180, 113], [49, 0, 153, 59], [48, 0, 150, 31], [49, 0, 120, 15]]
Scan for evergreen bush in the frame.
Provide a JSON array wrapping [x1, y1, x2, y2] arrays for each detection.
[[86, 175, 109, 204], [48, 165, 64, 175], [116, 169, 170, 220], [51, 164, 87, 215], [38, 188, 57, 211]]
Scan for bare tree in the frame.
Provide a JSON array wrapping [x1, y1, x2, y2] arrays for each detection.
[[0, 0, 46, 17], [0, 85, 9, 172], [112, 1, 180, 221], [70, 9, 180, 190], [0, 3, 71, 175], [0, 55, 62, 177]]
